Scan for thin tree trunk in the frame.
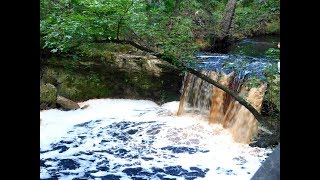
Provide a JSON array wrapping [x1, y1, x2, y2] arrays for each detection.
[[173, 0, 182, 15], [212, 0, 237, 52], [219, 0, 237, 40]]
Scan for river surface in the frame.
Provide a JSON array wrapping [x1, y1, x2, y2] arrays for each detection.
[[194, 35, 280, 81]]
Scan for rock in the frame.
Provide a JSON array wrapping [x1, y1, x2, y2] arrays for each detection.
[[56, 95, 80, 110], [250, 134, 279, 148], [251, 144, 280, 180], [40, 83, 57, 103], [250, 124, 279, 148], [42, 68, 59, 86], [40, 83, 57, 110], [261, 100, 280, 117], [44, 53, 182, 104]]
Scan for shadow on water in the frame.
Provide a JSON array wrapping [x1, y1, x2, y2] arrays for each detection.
[[227, 35, 280, 58]]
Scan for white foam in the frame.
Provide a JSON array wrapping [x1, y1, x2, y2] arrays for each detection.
[[40, 98, 273, 179], [40, 99, 159, 150], [91, 171, 109, 177], [161, 101, 180, 114], [40, 169, 51, 179]]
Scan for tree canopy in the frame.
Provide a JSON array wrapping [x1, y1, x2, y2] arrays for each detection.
[[41, 0, 199, 67], [40, 0, 280, 125], [40, 0, 279, 57]]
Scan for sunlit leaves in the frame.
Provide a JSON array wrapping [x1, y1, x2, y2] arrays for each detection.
[[40, 0, 198, 66], [265, 48, 280, 62], [41, 0, 128, 52], [234, 0, 280, 36], [263, 47, 280, 111]]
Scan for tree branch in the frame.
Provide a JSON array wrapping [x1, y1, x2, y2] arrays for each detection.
[[94, 39, 154, 53], [116, 0, 134, 40]]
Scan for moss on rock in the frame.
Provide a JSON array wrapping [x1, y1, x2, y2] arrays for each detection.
[[40, 83, 57, 103], [40, 83, 57, 109], [42, 50, 182, 104]]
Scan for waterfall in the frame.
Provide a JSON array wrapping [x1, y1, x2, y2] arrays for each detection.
[[177, 54, 271, 144]]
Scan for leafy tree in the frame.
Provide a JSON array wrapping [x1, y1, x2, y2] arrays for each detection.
[[233, 0, 280, 37]]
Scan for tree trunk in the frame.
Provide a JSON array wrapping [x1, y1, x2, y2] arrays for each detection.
[[220, 0, 237, 40], [212, 0, 237, 52], [173, 0, 182, 15]]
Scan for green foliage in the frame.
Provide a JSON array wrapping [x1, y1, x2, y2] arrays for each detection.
[[264, 67, 280, 114], [40, 0, 199, 66], [263, 47, 280, 113], [265, 48, 280, 62], [40, 0, 280, 59], [40, 83, 57, 103], [246, 76, 262, 88], [41, 0, 280, 57], [41, 0, 124, 52], [233, 0, 280, 37], [63, 73, 114, 100]]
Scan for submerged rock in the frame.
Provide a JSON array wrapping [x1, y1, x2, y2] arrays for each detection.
[[80, 104, 90, 109], [250, 124, 279, 148]]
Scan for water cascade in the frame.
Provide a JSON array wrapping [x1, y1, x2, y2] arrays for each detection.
[[177, 54, 273, 144]]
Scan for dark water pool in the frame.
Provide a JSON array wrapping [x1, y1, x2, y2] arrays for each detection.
[[228, 35, 280, 58]]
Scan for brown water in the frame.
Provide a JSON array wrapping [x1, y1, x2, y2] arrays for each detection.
[[177, 71, 267, 144], [177, 35, 279, 144]]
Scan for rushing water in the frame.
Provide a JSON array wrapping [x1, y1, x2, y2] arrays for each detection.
[[194, 53, 274, 80], [176, 36, 279, 144], [40, 99, 272, 179]]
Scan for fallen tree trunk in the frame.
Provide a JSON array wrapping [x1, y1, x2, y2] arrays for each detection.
[[94, 39, 268, 124]]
